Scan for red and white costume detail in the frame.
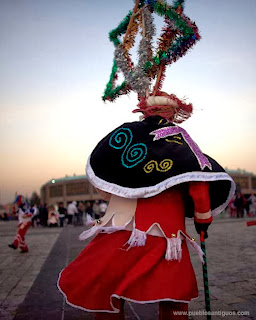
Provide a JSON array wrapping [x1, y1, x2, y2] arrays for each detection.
[[58, 181, 211, 313]]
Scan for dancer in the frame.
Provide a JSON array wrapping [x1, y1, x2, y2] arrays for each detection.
[[8, 195, 33, 253], [58, 1, 235, 319]]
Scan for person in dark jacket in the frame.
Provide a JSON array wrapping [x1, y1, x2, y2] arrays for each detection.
[[58, 202, 67, 227], [234, 193, 245, 218]]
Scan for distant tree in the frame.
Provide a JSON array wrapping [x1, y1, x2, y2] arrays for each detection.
[[30, 192, 41, 206]]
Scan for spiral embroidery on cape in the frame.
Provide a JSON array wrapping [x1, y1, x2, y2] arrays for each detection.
[[109, 128, 147, 168], [144, 159, 173, 173], [109, 128, 132, 150]]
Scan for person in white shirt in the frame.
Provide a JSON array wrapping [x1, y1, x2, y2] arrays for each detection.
[[31, 204, 40, 227], [67, 201, 78, 225], [99, 201, 108, 218]]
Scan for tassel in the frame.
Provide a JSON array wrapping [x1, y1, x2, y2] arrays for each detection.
[[86, 214, 95, 226], [79, 225, 126, 241], [127, 228, 147, 247], [186, 238, 204, 264], [79, 225, 100, 241], [165, 237, 182, 261]]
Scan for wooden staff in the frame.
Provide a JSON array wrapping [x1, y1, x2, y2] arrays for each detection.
[[123, 0, 140, 44], [152, 64, 166, 95]]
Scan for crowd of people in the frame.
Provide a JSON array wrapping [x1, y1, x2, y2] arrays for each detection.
[[228, 192, 256, 218], [33, 200, 108, 228], [7, 195, 108, 254]]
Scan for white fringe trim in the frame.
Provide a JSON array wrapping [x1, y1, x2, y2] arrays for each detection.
[[186, 238, 204, 264], [79, 225, 126, 241], [165, 237, 182, 261], [126, 226, 204, 263], [127, 228, 147, 247], [79, 225, 100, 240]]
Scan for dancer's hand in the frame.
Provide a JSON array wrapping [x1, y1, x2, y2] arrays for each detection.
[[194, 213, 213, 239]]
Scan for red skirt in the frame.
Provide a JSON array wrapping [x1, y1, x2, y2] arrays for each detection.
[[58, 230, 198, 313]]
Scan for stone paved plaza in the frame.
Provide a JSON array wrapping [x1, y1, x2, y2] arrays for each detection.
[[0, 221, 62, 319], [0, 216, 255, 320]]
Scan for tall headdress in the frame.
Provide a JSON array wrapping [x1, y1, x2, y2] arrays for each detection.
[[103, 0, 201, 123]]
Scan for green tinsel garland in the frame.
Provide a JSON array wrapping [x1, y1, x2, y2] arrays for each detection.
[[109, 11, 133, 47], [103, 0, 200, 101], [172, 0, 185, 10], [103, 11, 133, 101], [102, 60, 132, 101]]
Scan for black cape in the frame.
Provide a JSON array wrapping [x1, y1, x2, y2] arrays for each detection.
[[86, 116, 235, 217]]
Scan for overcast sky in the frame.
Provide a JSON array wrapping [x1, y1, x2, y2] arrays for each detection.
[[0, 0, 255, 203]]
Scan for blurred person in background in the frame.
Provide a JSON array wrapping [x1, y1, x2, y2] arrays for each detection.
[[8, 195, 33, 253], [234, 192, 245, 218], [58, 202, 67, 227], [92, 200, 100, 220], [31, 204, 40, 227], [248, 193, 256, 217], [85, 201, 93, 218], [228, 195, 236, 218], [99, 201, 108, 218], [74, 202, 84, 226], [67, 201, 78, 225], [48, 205, 59, 227], [39, 203, 48, 227]]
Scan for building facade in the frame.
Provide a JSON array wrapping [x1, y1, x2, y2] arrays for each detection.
[[41, 170, 256, 207], [40, 175, 101, 207], [226, 169, 256, 195]]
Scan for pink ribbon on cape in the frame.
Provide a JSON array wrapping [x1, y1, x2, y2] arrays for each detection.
[[150, 126, 212, 170]]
